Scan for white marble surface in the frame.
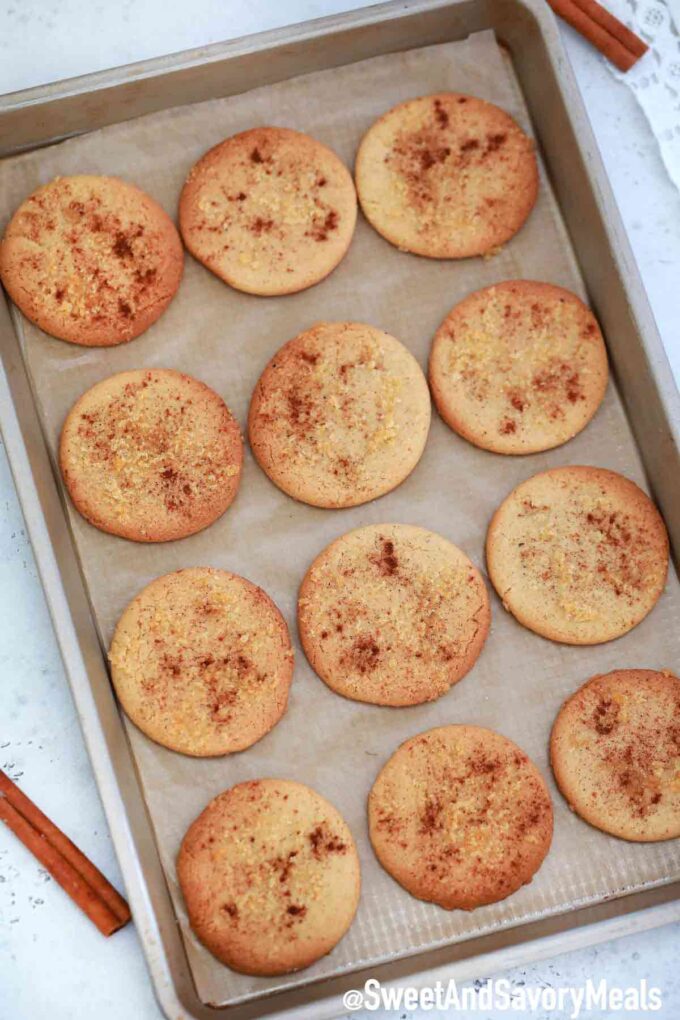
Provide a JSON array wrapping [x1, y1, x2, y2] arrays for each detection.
[[0, 2, 679, 1019]]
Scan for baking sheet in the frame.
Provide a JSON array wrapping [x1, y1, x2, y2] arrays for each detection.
[[1, 29, 679, 1008]]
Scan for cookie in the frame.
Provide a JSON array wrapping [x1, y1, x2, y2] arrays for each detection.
[[551, 669, 680, 841], [0, 175, 183, 346], [299, 524, 489, 706], [486, 466, 669, 644], [60, 369, 243, 542], [369, 725, 553, 910], [429, 281, 608, 454], [355, 93, 538, 258], [177, 779, 360, 974], [109, 568, 293, 756], [248, 322, 431, 508], [179, 127, 357, 295]]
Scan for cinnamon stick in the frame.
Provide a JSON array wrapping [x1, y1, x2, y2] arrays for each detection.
[[547, 0, 647, 72], [571, 0, 648, 58], [0, 769, 130, 936]]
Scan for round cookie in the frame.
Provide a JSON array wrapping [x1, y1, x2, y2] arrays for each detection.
[[429, 281, 608, 454], [298, 524, 489, 706], [179, 127, 357, 295], [177, 779, 361, 974], [248, 322, 431, 508], [551, 669, 680, 842], [109, 568, 293, 756], [369, 725, 553, 910], [60, 369, 243, 542], [355, 93, 538, 258], [0, 175, 183, 346], [486, 466, 669, 644]]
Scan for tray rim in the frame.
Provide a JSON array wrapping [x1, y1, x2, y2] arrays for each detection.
[[1, 1, 679, 1017]]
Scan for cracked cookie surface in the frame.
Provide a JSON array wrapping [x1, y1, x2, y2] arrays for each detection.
[[109, 568, 293, 756], [298, 523, 489, 706], [177, 779, 360, 973], [486, 466, 668, 644], [0, 175, 183, 346]]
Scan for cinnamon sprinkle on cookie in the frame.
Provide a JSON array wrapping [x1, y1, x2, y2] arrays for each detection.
[[177, 779, 360, 973], [356, 93, 538, 258], [60, 369, 243, 542], [369, 725, 553, 909], [486, 466, 668, 644], [248, 322, 430, 508], [179, 127, 357, 295], [0, 175, 183, 346], [109, 568, 293, 756], [429, 281, 608, 454], [299, 524, 489, 706], [551, 669, 680, 841]]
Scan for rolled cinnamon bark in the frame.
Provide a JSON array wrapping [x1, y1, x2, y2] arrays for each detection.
[[0, 770, 130, 936], [572, 0, 648, 58], [547, 0, 647, 72]]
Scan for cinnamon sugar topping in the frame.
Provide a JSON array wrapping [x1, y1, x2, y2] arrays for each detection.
[[179, 126, 357, 296], [60, 369, 243, 543], [109, 568, 293, 757], [298, 523, 489, 706], [0, 175, 183, 346], [356, 93, 538, 258], [369, 726, 553, 910], [486, 466, 668, 644], [177, 779, 360, 975], [248, 322, 431, 508], [429, 281, 608, 455], [551, 670, 680, 840]]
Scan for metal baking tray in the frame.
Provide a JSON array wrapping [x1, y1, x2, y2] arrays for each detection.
[[1, 1, 679, 1017]]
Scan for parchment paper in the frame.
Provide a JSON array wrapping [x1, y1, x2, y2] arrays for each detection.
[[2, 30, 679, 1009]]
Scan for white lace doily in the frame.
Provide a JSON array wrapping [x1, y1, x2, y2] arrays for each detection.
[[603, 0, 680, 187]]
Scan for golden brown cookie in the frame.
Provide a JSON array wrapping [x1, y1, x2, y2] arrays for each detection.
[[177, 779, 361, 974], [298, 524, 489, 706], [248, 322, 431, 508], [109, 568, 293, 756], [369, 725, 553, 910], [0, 175, 183, 346], [486, 466, 669, 644], [429, 281, 608, 454], [179, 127, 357, 295], [59, 369, 243, 542], [551, 669, 680, 841], [355, 93, 538, 258]]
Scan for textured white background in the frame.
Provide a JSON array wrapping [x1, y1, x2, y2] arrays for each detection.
[[0, 2, 679, 1019]]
